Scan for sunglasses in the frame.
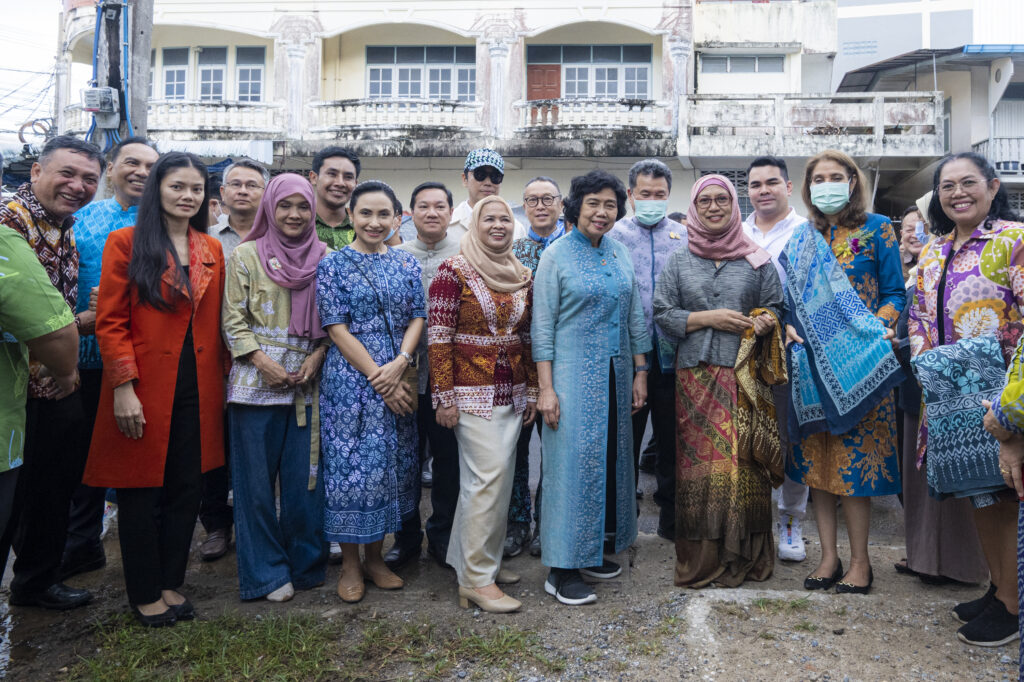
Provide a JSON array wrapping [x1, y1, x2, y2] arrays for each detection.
[[471, 167, 504, 184]]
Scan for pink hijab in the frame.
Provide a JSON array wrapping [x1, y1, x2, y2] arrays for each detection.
[[242, 173, 327, 339], [686, 174, 771, 269]]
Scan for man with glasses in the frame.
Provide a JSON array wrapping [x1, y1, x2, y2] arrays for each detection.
[[740, 156, 808, 563], [449, 148, 526, 242], [199, 158, 270, 563], [504, 177, 565, 558], [609, 159, 687, 540]]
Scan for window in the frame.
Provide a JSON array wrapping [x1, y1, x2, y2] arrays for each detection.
[[236, 46, 265, 102], [700, 170, 752, 217], [1008, 190, 1024, 214], [162, 47, 188, 100], [526, 44, 653, 100], [198, 47, 227, 101], [700, 54, 787, 74], [365, 46, 476, 101]]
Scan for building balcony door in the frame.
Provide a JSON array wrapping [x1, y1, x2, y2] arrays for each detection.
[[527, 64, 560, 124]]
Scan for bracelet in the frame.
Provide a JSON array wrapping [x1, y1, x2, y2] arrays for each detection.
[[398, 350, 414, 365], [635, 363, 650, 373]]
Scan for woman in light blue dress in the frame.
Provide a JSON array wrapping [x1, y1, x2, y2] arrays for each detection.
[[533, 170, 651, 606], [317, 181, 425, 604]]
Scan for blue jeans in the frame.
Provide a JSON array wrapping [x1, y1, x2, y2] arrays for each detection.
[[229, 404, 327, 600]]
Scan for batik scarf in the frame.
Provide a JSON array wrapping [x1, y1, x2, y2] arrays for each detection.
[[782, 220, 904, 438], [911, 334, 1005, 497]]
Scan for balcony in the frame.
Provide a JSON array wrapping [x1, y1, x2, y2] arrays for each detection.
[[309, 99, 484, 140], [681, 92, 944, 158], [63, 101, 285, 140], [973, 138, 1024, 179], [509, 98, 675, 156]]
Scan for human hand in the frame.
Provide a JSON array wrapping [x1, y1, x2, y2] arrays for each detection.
[[89, 286, 99, 312], [113, 383, 146, 439], [435, 403, 459, 428], [523, 402, 537, 427], [537, 387, 560, 430], [752, 313, 776, 337], [706, 309, 754, 334], [981, 400, 1014, 443], [383, 382, 416, 417], [370, 357, 406, 396], [76, 310, 96, 336], [631, 372, 647, 414], [998, 434, 1024, 499], [785, 324, 804, 347], [252, 351, 293, 389], [295, 349, 325, 386]]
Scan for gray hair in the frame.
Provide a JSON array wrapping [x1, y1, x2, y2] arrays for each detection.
[[628, 158, 672, 192], [223, 158, 270, 185]]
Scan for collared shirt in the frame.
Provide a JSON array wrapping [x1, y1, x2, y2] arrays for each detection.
[[0, 184, 78, 398], [741, 208, 805, 286], [608, 215, 687, 368], [213, 213, 246, 259], [397, 233, 462, 394], [315, 212, 354, 250], [0, 226, 76, 472], [448, 200, 527, 243], [73, 198, 138, 368], [512, 221, 568, 276]]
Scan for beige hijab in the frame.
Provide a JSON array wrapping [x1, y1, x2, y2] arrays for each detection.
[[460, 195, 531, 292]]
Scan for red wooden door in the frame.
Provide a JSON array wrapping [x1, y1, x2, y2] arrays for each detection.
[[527, 64, 561, 124]]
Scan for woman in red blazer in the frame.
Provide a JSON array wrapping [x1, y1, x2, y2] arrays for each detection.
[[84, 152, 226, 627]]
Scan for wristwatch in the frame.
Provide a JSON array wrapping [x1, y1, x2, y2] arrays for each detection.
[[398, 351, 415, 366]]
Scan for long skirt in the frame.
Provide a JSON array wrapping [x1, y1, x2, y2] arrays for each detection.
[[674, 364, 774, 588]]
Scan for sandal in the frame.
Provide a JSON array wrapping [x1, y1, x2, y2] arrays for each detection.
[[894, 559, 919, 576]]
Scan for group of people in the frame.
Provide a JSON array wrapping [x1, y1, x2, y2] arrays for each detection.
[[2, 136, 1024, 663]]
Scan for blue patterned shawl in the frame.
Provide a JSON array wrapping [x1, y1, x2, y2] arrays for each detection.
[[781, 221, 904, 438], [912, 335, 1005, 497]]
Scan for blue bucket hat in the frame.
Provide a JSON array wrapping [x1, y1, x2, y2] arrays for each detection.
[[463, 148, 504, 174]]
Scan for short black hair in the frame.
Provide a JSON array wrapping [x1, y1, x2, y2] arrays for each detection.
[[747, 156, 789, 182], [312, 146, 361, 177], [668, 211, 685, 223], [410, 181, 453, 209], [109, 136, 157, 163], [39, 135, 106, 175], [350, 180, 398, 214], [524, 176, 561, 195], [928, 152, 1020, 236], [901, 205, 921, 221], [207, 173, 223, 195], [628, 159, 672, 192], [563, 170, 627, 226]]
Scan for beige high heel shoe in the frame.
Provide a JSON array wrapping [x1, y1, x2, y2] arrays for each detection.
[[457, 586, 521, 613], [496, 568, 520, 584]]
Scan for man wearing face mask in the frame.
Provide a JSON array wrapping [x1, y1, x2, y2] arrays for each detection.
[[449, 149, 527, 242], [609, 159, 687, 539], [740, 156, 809, 563]]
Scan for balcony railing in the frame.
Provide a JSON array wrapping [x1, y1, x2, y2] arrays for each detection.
[[63, 101, 285, 138], [973, 138, 1024, 177], [513, 98, 671, 133], [682, 92, 944, 157], [310, 99, 483, 137]]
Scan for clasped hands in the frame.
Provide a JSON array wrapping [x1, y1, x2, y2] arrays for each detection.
[[252, 348, 325, 390], [705, 309, 776, 336]]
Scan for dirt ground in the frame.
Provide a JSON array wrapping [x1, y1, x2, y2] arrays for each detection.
[[1, 451, 1020, 681]]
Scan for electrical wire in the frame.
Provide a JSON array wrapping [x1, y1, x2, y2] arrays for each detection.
[[121, 2, 134, 136]]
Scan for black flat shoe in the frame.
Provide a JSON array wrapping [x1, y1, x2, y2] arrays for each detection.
[[803, 559, 843, 591], [169, 598, 195, 621], [835, 567, 874, 594], [9, 583, 92, 610], [131, 605, 177, 628], [383, 543, 421, 571]]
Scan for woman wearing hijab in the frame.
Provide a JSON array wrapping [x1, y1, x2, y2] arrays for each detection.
[[532, 170, 650, 606], [221, 173, 329, 602], [783, 149, 905, 596], [652, 174, 784, 588], [317, 181, 425, 603], [428, 195, 537, 613]]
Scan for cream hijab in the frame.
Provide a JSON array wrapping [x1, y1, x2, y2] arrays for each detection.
[[459, 195, 531, 292]]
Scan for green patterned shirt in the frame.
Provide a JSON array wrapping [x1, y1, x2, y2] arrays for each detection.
[[315, 212, 354, 250]]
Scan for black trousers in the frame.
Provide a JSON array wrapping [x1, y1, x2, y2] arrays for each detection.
[[1, 392, 87, 596], [630, 352, 677, 531], [0, 469, 20, 556], [393, 394, 461, 555], [512, 419, 543, 526], [198, 423, 232, 534], [116, 329, 202, 605], [64, 368, 107, 562]]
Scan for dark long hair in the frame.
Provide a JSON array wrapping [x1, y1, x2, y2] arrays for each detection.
[[128, 152, 209, 310], [927, 152, 1020, 237]]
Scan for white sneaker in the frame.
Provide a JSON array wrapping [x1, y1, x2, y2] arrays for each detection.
[[329, 542, 343, 565], [777, 514, 806, 562], [267, 582, 294, 602], [100, 501, 117, 540]]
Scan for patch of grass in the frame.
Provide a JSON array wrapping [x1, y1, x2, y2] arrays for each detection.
[[757, 630, 776, 640], [656, 615, 683, 635], [833, 605, 848, 617], [793, 620, 817, 632], [753, 597, 811, 615], [72, 613, 338, 681], [712, 603, 751, 620], [580, 649, 602, 663]]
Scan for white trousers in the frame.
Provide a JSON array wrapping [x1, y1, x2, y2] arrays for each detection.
[[447, 405, 521, 587]]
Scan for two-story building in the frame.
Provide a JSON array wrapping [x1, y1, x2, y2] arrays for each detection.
[[58, 0, 945, 215]]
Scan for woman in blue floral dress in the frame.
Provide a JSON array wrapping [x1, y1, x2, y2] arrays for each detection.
[[316, 181, 425, 603]]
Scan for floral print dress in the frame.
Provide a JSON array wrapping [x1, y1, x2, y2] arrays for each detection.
[[787, 213, 905, 496]]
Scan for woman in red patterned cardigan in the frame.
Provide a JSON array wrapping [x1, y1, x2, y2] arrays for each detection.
[[428, 195, 538, 613]]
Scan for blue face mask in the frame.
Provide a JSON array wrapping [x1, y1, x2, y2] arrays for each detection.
[[634, 199, 668, 226], [809, 182, 851, 215], [914, 221, 930, 245]]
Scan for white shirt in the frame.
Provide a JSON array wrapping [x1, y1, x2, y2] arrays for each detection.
[[741, 208, 806, 286], [449, 200, 527, 243]]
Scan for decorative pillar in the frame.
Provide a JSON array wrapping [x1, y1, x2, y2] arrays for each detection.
[[488, 40, 510, 138], [286, 44, 306, 139], [272, 14, 323, 142], [54, 55, 71, 134], [668, 38, 689, 136]]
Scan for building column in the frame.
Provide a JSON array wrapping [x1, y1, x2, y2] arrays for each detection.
[[272, 14, 323, 141], [487, 40, 510, 138], [54, 54, 71, 135]]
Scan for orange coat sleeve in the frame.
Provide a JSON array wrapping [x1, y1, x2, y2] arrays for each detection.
[[96, 229, 139, 388]]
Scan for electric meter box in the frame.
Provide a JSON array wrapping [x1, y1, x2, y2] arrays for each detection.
[[80, 87, 120, 128]]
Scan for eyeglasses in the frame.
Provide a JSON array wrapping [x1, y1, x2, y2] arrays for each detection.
[[938, 177, 985, 195], [226, 181, 264, 191], [471, 167, 504, 184], [523, 194, 560, 208], [695, 195, 731, 209]]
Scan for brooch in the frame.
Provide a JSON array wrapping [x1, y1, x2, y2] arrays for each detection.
[[669, 231, 680, 240], [268, 257, 283, 271]]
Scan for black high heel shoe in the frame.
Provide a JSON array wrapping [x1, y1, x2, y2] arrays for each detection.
[[131, 604, 177, 628], [803, 559, 843, 591], [835, 567, 874, 595]]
